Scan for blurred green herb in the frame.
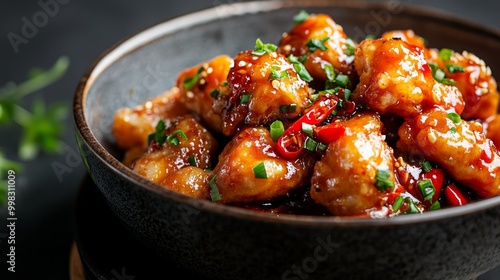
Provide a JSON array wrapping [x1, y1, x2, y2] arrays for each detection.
[[0, 56, 70, 204]]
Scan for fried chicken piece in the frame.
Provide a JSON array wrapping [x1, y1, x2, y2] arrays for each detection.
[[352, 38, 464, 118], [176, 55, 234, 133], [397, 108, 500, 198], [310, 112, 397, 217], [112, 87, 189, 151], [218, 50, 312, 136], [278, 13, 357, 88], [210, 127, 316, 204]]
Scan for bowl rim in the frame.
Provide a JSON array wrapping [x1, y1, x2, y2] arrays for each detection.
[[73, 0, 500, 228]]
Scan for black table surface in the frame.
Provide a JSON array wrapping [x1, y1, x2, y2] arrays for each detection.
[[1, 0, 499, 279]]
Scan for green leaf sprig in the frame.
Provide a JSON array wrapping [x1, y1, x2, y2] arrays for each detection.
[[0, 56, 69, 204]]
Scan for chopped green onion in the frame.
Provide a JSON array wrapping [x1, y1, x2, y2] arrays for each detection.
[[344, 38, 356, 56], [289, 55, 313, 82], [279, 104, 297, 113], [404, 198, 420, 214], [188, 156, 197, 167], [418, 179, 435, 202], [306, 37, 329, 52], [293, 10, 310, 25], [429, 63, 456, 85], [429, 200, 441, 211], [450, 127, 457, 134], [375, 169, 394, 192], [167, 129, 188, 146], [335, 74, 350, 87], [253, 162, 268, 179], [210, 89, 220, 99], [323, 64, 336, 81], [183, 67, 204, 90], [304, 137, 318, 152], [446, 64, 464, 73], [392, 196, 404, 212], [270, 66, 290, 80], [209, 175, 222, 202], [148, 119, 167, 145], [343, 88, 352, 100], [240, 93, 251, 104], [317, 142, 328, 151], [302, 123, 314, 137], [365, 34, 376, 40], [270, 120, 284, 142], [252, 38, 278, 56], [421, 161, 433, 173], [447, 112, 461, 123], [439, 48, 454, 61]]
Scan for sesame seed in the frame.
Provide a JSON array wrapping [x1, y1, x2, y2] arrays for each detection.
[[427, 131, 437, 144]]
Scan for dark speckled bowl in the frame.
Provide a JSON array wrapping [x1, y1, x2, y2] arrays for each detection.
[[73, 1, 500, 279]]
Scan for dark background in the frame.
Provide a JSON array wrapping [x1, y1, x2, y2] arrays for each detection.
[[0, 0, 499, 279]]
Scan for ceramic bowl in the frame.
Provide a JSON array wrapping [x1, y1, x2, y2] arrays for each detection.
[[73, 1, 500, 279]]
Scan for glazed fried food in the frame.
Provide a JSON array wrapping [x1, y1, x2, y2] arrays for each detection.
[[310, 112, 404, 217], [352, 38, 465, 118], [112, 10, 500, 218], [112, 87, 189, 151], [176, 55, 233, 133], [132, 115, 218, 191], [216, 48, 312, 136], [397, 108, 500, 198], [278, 13, 357, 88], [210, 127, 316, 204]]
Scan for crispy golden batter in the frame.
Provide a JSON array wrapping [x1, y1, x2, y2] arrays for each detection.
[[352, 38, 465, 118], [427, 49, 499, 120], [219, 50, 312, 136], [176, 55, 233, 133], [278, 13, 357, 86], [397, 108, 500, 197], [112, 87, 189, 151], [210, 127, 316, 204], [132, 115, 218, 194], [310, 112, 396, 216]]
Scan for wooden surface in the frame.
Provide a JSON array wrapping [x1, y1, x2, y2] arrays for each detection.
[[69, 242, 86, 280]]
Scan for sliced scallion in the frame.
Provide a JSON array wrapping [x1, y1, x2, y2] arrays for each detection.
[[293, 10, 310, 25], [183, 67, 204, 90], [270, 120, 284, 142], [375, 169, 394, 192], [439, 48, 454, 61], [253, 162, 268, 179], [418, 179, 435, 202], [447, 112, 461, 123], [392, 196, 404, 212], [240, 93, 251, 104], [209, 175, 222, 202], [306, 37, 329, 52]]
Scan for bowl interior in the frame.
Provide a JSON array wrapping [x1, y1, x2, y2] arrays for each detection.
[[76, 0, 500, 225]]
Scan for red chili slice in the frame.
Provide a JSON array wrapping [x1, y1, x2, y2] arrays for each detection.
[[444, 184, 468, 206], [276, 95, 338, 159], [422, 168, 444, 203], [314, 122, 345, 144]]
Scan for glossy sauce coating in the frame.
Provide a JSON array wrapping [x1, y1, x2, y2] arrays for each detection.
[[132, 115, 218, 189], [176, 55, 233, 133], [397, 108, 500, 197], [310, 112, 398, 216], [353, 38, 465, 118], [211, 127, 316, 204], [112, 12, 500, 218], [278, 14, 357, 87], [112, 87, 189, 150], [219, 50, 312, 136]]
